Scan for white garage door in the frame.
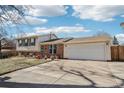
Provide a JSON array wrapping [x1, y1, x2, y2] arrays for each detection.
[[64, 43, 107, 60]]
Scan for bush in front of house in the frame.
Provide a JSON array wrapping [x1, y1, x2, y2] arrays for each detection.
[[0, 51, 17, 59]]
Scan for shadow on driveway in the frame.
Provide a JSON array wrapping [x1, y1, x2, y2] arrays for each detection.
[[0, 73, 124, 88], [1, 62, 124, 88]]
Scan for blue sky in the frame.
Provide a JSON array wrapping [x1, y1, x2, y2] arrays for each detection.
[[6, 5, 124, 43]]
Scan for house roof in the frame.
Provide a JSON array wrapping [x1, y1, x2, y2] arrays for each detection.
[[40, 38, 73, 45], [64, 36, 112, 44], [15, 34, 57, 40]]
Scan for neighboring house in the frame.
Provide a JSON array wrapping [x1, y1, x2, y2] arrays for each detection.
[[64, 36, 112, 61], [1, 39, 16, 50], [40, 36, 112, 61], [40, 38, 73, 59], [16, 34, 57, 56], [0, 38, 16, 58]]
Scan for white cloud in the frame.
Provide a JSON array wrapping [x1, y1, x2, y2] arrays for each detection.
[[121, 15, 124, 17], [116, 34, 124, 44], [72, 5, 124, 22], [22, 16, 48, 25], [23, 26, 90, 36], [28, 5, 68, 17], [35, 26, 90, 34]]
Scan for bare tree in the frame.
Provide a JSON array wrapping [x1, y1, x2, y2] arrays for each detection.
[[0, 5, 27, 57], [113, 36, 119, 45]]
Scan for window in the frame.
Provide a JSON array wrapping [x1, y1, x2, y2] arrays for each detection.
[[28, 38, 31, 46], [18, 40, 21, 46], [22, 39, 25, 46], [49, 45, 52, 54], [41, 46, 44, 52], [18, 40, 23, 46], [49, 45, 57, 54], [24, 39, 28, 46], [53, 45, 57, 54], [30, 38, 36, 46], [18, 38, 36, 47]]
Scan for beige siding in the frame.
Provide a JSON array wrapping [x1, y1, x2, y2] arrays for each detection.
[[16, 34, 57, 52], [16, 38, 39, 52]]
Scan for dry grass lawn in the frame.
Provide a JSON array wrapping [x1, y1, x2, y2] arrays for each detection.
[[0, 57, 49, 75]]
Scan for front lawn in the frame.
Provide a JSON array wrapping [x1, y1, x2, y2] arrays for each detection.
[[0, 57, 50, 75]]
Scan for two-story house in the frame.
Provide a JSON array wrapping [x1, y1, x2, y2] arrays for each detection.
[[16, 34, 57, 57]]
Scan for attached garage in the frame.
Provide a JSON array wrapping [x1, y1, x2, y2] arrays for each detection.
[[64, 36, 112, 61]]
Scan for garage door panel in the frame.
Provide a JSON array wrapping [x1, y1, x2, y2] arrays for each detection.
[[64, 43, 106, 60]]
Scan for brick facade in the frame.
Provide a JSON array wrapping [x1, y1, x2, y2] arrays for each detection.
[[41, 44, 64, 59]]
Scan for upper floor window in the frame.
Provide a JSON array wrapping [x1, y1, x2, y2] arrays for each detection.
[[18, 40, 22, 46], [18, 38, 36, 47], [30, 38, 36, 46], [24, 39, 28, 46]]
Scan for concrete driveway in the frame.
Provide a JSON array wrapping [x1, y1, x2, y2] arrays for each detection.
[[0, 59, 124, 88]]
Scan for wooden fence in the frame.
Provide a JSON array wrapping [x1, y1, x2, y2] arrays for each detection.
[[111, 46, 124, 61]]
